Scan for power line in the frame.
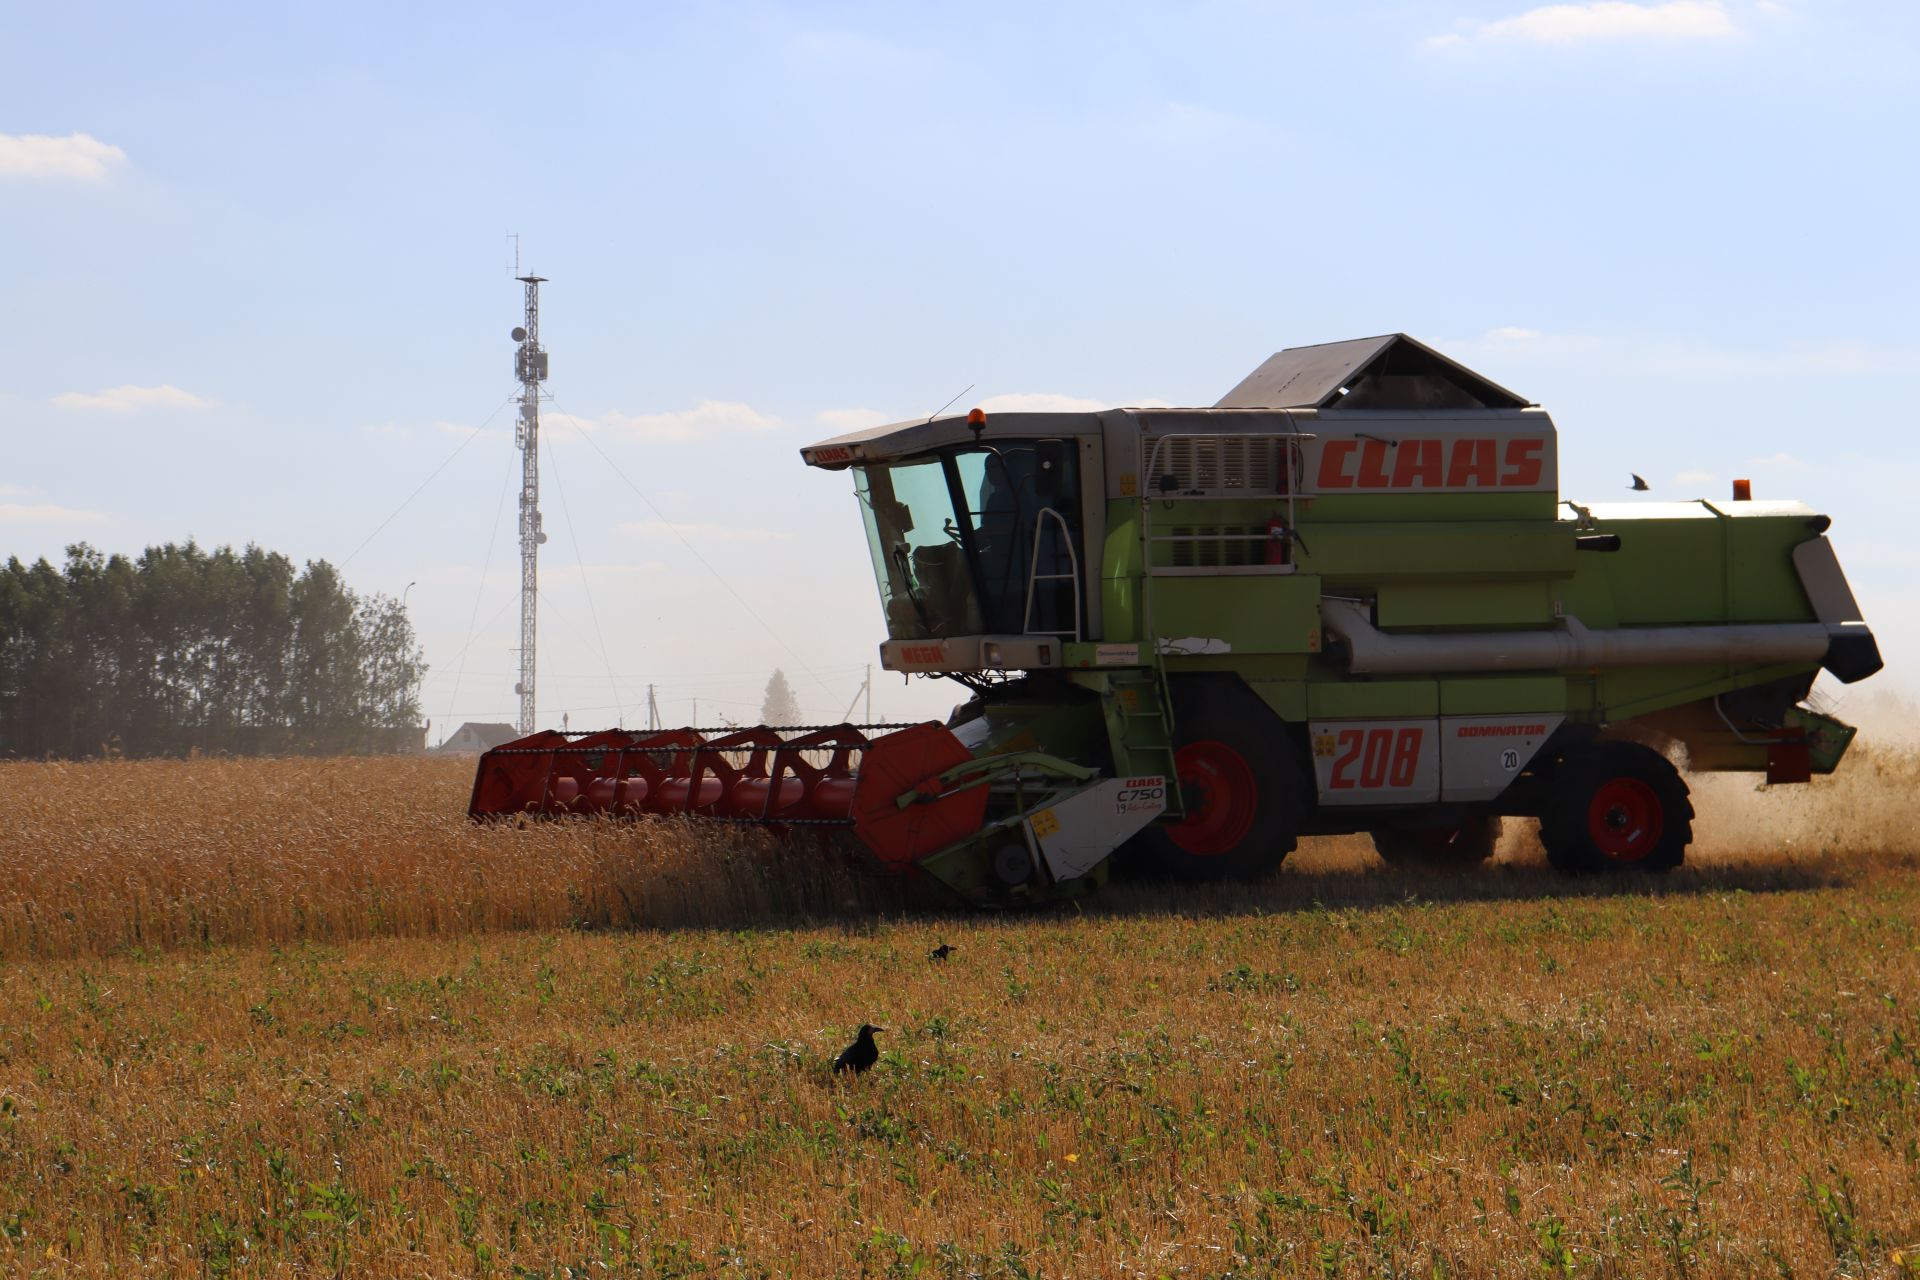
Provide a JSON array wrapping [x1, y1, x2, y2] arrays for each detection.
[[430, 666, 870, 684], [543, 426, 624, 725], [532, 586, 651, 725], [438, 695, 859, 720], [546, 396, 844, 708], [442, 442, 520, 734], [340, 391, 518, 569]]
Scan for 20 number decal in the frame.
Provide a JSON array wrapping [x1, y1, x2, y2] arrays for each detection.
[[1329, 726, 1424, 790]]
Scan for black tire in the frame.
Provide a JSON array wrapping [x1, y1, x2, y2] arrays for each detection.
[[1371, 814, 1501, 867], [1539, 740, 1692, 874], [1120, 677, 1308, 882]]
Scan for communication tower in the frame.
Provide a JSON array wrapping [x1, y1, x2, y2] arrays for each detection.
[[511, 275, 549, 734]]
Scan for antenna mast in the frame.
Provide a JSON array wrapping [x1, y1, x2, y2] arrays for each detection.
[[511, 273, 549, 734]]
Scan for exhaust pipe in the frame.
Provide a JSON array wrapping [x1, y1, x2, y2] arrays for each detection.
[[1319, 598, 1838, 676]]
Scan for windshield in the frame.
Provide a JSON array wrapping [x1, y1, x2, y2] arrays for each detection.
[[856, 457, 984, 640], [854, 443, 1082, 642]]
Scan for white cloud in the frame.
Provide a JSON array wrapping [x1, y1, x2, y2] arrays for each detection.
[[619, 520, 794, 543], [1483, 326, 1543, 341], [0, 131, 127, 181], [549, 401, 781, 442], [976, 392, 1173, 414], [978, 392, 1108, 414], [1430, 1, 1737, 46], [539, 410, 597, 434], [1749, 451, 1805, 469], [0, 483, 32, 499], [435, 419, 509, 442], [815, 408, 894, 433], [0, 502, 105, 526], [52, 383, 211, 412], [360, 419, 508, 442]]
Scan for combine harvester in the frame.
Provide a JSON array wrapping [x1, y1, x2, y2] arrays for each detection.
[[472, 335, 1881, 904]]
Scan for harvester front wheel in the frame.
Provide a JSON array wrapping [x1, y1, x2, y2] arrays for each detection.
[[1371, 815, 1501, 867], [1539, 741, 1692, 874], [1122, 678, 1305, 883]]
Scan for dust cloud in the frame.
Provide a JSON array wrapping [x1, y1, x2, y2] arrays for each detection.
[[1290, 734, 1918, 874]]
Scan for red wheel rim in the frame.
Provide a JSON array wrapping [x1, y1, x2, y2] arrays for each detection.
[[1167, 740, 1257, 856], [1587, 777, 1663, 862]]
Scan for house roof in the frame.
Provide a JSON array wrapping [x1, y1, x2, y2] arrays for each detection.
[[438, 721, 520, 751], [1215, 333, 1531, 411]]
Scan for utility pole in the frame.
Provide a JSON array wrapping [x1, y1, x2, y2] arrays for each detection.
[[647, 683, 661, 731], [842, 665, 875, 724], [511, 273, 549, 734]]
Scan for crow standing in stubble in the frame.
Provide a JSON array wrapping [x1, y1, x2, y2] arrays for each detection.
[[832, 1023, 883, 1075]]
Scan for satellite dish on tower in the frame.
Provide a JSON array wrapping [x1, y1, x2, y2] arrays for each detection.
[[511, 326, 528, 342]]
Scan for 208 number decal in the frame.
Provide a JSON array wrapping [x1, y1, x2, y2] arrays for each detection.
[[1329, 726, 1425, 789]]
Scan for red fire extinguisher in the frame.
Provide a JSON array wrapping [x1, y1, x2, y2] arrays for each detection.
[[1265, 517, 1290, 566]]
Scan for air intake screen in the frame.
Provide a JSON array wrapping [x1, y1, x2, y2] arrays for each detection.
[[1149, 437, 1288, 496]]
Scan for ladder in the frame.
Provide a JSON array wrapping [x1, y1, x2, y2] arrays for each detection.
[[1103, 666, 1183, 815]]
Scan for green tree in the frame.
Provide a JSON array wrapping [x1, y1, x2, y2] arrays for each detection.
[[759, 668, 802, 725], [0, 541, 425, 759]]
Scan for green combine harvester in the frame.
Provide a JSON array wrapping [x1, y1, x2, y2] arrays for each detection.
[[471, 334, 1881, 905]]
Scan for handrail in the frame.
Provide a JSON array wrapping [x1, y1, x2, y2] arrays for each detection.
[[1140, 431, 1316, 578], [1022, 506, 1083, 641], [1141, 430, 1316, 498]]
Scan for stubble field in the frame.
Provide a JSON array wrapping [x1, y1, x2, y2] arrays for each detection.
[[0, 748, 1917, 1276]]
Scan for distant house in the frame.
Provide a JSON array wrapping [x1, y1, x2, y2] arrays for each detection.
[[437, 722, 521, 754]]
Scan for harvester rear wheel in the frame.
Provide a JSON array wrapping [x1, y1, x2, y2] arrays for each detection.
[[1371, 814, 1501, 867], [1121, 678, 1306, 883], [1539, 741, 1692, 874]]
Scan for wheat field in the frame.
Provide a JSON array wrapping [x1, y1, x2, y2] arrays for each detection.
[[3, 745, 1916, 962], [0, 748, 1916, 1275]]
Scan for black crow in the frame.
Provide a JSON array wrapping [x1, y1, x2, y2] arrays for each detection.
[[832, 1023, 883, 1076], [1630, 473, 1650, 491], [929, 943, 954, 961]]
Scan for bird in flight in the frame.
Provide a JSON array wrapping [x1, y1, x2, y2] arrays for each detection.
[[1629, 473, 1650, 491], [929, 943, 954, 960], [832, 1023, 883, 1076]]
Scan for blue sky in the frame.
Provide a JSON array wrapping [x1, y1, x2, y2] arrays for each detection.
[[3, 0, 1915, 735]]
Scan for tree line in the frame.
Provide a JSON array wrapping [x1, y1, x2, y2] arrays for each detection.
[[0, 542, 426, 759]]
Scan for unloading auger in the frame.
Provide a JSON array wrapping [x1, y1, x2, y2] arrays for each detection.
[[472, 334, 1882, 906]]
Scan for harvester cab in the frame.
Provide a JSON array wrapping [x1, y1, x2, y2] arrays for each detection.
[[471, 334, 1881, 904]]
